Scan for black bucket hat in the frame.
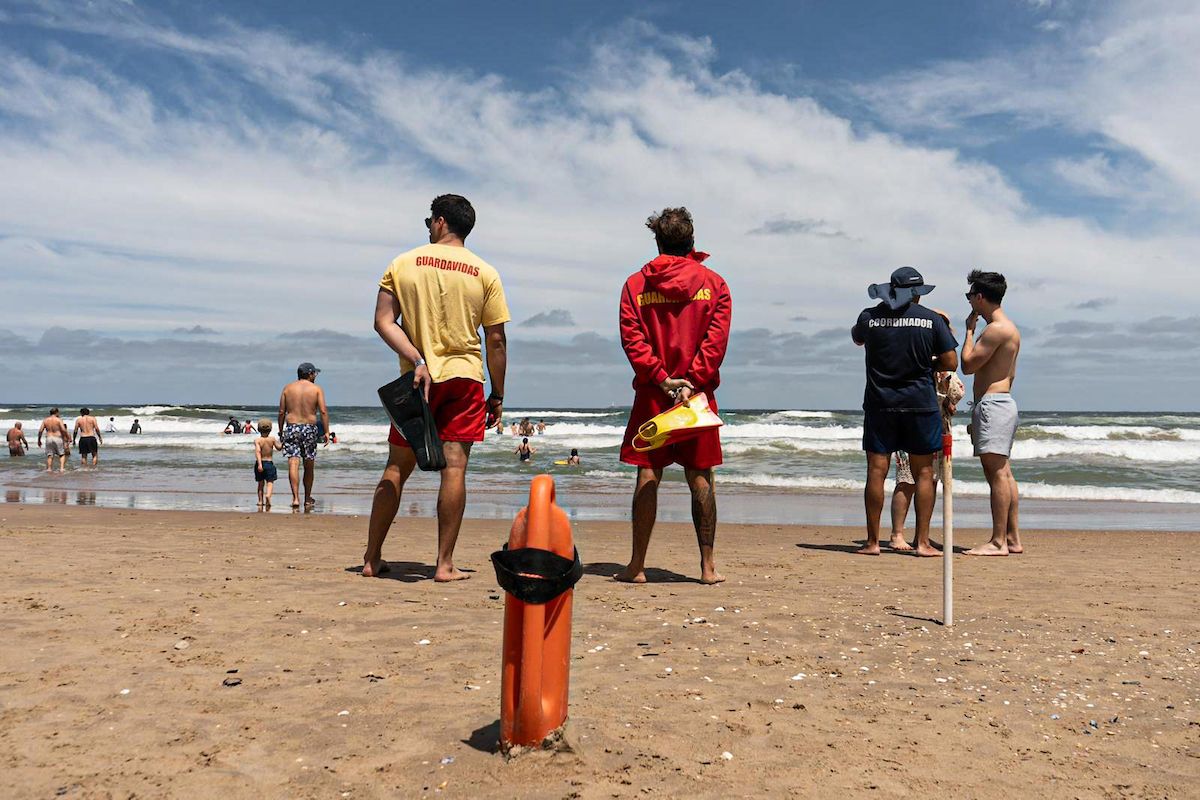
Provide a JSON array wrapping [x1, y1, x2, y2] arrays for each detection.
[[868, 266, 934, 310]]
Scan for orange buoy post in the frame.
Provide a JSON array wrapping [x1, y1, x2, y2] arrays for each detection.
[[500, 475, 575, 749]]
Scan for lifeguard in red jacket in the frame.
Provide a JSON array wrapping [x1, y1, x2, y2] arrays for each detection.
[[615, 207, 732, 585]]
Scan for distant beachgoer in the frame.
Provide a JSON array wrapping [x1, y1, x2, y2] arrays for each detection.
[[515, 437, 535, 461], [328, 431, 338, 444], [243, 420, 253, 434], [962, 270, 1023, 556], [105, 417, 117, 433], [519, 418, 534, 437], [852, 267, 958, 557], [536, 420, 546, 434], [566, 448, 581, 466], [38, 408, 70, 473], [495, 418, 505, 436], [73, 407, 103, 469], [278, 362, 330, 510], [617, 207, 731, 585], [362, 194, 509, 581], [7, 422, 28, 457], [509, 422, 519, 436], [253, 419, 282, 509], [890, 315, 965, 547], [129, 419, 142, 434]]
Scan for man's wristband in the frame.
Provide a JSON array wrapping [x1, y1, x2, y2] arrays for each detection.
[[413, 357, 426, 367], [488, 393, 503, 403]]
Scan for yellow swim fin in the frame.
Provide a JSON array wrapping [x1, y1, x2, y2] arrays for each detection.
[[632, 393, 723, 452]]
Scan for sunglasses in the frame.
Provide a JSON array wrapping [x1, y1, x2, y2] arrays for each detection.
[[964, 291, 980, 300], [424, 217, 432, 229]]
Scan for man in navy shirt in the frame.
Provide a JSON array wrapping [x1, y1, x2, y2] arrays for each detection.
[[851, 267, 958, 556]]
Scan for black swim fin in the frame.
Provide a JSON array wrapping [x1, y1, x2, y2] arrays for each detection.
[[377, 372, 446, 471]]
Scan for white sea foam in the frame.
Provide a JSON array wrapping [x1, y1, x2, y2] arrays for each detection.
[[505, 410, 618, 419], [770, 410, 835, 419], [1024, 424, 1200, 441], [716, 473, 1200, 504]]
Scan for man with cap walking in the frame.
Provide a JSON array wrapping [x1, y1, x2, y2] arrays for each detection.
[[851, 267, 958, 556], [278, 362, 330, 510]]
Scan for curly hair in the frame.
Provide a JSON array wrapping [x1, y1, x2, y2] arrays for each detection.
[[646, 207, 695, 256], [430, 194, 476, 239]]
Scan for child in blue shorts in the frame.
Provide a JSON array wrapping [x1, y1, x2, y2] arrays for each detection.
[[254, 419, 282, 509]]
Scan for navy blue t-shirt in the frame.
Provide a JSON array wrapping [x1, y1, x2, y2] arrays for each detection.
[[851, 303, 958, 412]]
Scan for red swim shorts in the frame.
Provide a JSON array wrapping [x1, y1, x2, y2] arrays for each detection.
[[619, 388, 723, 470], [388, 378, 486, 447]]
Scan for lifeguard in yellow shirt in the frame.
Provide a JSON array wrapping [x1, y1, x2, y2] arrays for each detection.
[[363, 194, 510, 581]]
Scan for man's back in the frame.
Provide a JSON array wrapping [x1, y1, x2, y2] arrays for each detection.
[[853, 303, 957, 412], [41, 416, 66, 437], [76, 415, 99, 437], [619, 253, 731, 390], [281, 380, 322, 423], [971, 312, 1020, 402], [7, 427, 23, 446], [379, 243, 509, 382]]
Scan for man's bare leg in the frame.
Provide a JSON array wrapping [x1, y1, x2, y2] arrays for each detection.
[[1006, 471, 1022, 553], [257, 480, 265, 508], [858, 452, 890, 554], [909, 453, 941, 557], [58, 454, 66, 473], [287, 457, 301, 508], [967, 453, 1011, 555], [363, 444, 415, 577], [302, 458, 315, 508], [889, 482, 915, 551], [685, 467, 724, 584], [433, 442, 472, 581], [615, 467, 662, 582], [45, 453, 52, 473]]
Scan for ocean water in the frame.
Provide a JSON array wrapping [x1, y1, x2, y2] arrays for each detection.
[[2, 404, 1198, 530]]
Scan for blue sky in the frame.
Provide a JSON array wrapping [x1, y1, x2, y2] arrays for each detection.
[[1, 0, 1198, 409]]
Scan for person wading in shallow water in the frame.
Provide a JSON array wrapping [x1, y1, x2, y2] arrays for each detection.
[[615, 207, 731, 585], [278, 363, 330, 510]]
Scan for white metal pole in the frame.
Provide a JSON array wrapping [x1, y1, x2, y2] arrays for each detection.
[[942, 435, 954, 627]]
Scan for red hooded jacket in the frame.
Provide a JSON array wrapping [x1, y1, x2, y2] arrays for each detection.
[[619, 251, 732, 392]]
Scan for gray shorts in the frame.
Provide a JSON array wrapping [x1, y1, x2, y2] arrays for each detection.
[[971, 394, 1018, 457], [44, 437, 65, 457]]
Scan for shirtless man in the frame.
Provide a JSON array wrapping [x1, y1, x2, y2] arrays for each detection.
[[7, 422, 28, 457], [278, 362, 330, 510], [73, 407, 103, 469], [961, 269, 1023, 556], [37, 408, 70, 473]]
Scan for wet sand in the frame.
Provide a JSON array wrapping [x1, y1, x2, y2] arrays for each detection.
[[1, 504, 1197, 799]]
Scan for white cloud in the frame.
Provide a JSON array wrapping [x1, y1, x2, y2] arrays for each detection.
[[0, 1, 1197, 408]]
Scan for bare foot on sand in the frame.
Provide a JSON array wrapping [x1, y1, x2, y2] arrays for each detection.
[[889, 534, 914, 552], [914, 544, 943, 557], [1007, 540, 1024, 554], [700, 569, 726, 585], [361, 559, 391, 578], [613, 566, 647, 583], [966, 541, 1009, 556], [855, 544, 881, 556], [433, 566, 470, 582]]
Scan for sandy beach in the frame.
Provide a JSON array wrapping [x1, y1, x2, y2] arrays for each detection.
[[1, 503, 1197, 799]]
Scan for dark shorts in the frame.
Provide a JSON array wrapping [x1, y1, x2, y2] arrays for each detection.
[[620, 389, 723, 471], [281, 423, 319, 461], [78, 436, 99, 457], [862, 409, 942, 456], [254, 461, 278, 483], [388, 378, 486, 447]]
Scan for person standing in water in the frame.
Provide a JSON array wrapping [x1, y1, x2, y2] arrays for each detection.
[[961, 269, 1023, 556], [38, 408, 70, 473], [278, 363, 330, 510], [7, 422, 28, 457], [616, 207, 731, 585], [515, 437, 535, 461], [73, 407, 103, 469]]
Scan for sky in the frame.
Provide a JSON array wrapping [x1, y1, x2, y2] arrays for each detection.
[[1, 0, 1198, 410]]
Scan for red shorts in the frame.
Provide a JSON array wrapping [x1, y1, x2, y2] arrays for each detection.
[[620, 388, 722, 470], [388, 378, 486, 447]]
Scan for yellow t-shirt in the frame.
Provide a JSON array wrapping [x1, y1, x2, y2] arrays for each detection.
[[378, 244, 510, 383]]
